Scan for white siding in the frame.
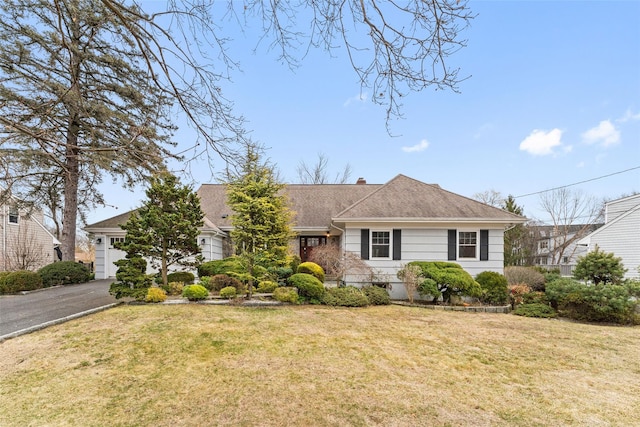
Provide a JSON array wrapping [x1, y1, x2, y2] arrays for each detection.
[[1, 206, 55, 271], [605, 194, 640, 223], [343, 226, 506, 299], [94, 235, 107, 279], [585, 208, 640, 280]]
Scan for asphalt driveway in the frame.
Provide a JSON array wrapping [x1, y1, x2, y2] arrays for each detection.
[[0, 279, 120, 341]]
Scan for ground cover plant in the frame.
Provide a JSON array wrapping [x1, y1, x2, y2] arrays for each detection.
[[1, 305, 639, 426]]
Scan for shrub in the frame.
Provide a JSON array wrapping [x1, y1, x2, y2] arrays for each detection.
[[513, 303, 557, 318], [256, 280, 278, 293], [209, 274, 245, 294], [160, 281, 184, 296], [297, 262, 325, 283], [409, 261, 482, 303], [182, 284, 209, 301], [198, 276, 213, 290], [397, 264, 422, 303], [0, 270, 43, 294], [197, 257, 244, 278], [322, 286, 369, 307], [145, 287, 167, 303], [573, 245, 626, 285], [504, 266, 546, 292], [0, 272, 10, 294], [546, 278, 639, 324], [110, 257, 153, 300], [508, 284, 532, 308], [273, 286, 299, 303], [523, 291, 549, 305], [288, 273, 325, 300], [166, 271, 195, 285], [362, 285, 391, 305], [267, 266, 294, 284], [39, 261, 90, 287], [219, 286, 237, 299], [475, 271, 509, 305]]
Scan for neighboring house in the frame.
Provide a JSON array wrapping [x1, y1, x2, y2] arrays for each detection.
[[577, 194, 640, 280], [0, 199, 60, 271], [85, 174, 526, 298], [532, 223, 603, 276]]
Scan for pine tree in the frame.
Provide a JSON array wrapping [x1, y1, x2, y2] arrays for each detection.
[[114, 174, 204, 289], [226, 146, 294, 299]]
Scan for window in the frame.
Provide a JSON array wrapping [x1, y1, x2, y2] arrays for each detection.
[[562, 256, 569, 264], [371, 231, 390, 258], [458, 231, 477, 258], [8, 206, 19, 224], [539, 240, 549, 250], [110, 237, 125, 247]]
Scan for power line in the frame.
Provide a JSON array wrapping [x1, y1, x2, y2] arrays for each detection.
[[515, 165, 640, 198]]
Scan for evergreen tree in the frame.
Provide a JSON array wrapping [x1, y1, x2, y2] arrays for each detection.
[[573, 245, 626, 285], [114, 174, 204, 288], [226, 145, 294, 299]]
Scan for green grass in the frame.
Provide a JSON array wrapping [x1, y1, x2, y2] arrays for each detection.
[[1, 305, 639, 426]]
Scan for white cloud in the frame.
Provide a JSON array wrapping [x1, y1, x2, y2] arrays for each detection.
[[617, 109, 640, 123], [519, 129, 564, 156], [343, 92, 368, 107], [402, 139, 429, 153], [581, 120, 620, 147]]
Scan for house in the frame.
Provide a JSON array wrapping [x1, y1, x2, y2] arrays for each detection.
[[532, 223, 602, 276], [85, 174, 527, 298], [577, 194, 640, 280], [0, 198, 60, 271]]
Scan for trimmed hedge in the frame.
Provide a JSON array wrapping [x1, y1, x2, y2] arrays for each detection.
[[160, 281, 184, 296], [197, 257, 244, 278], [361, 285, 391, 305], [288, 273, 325, 300], [145, 287, 167, 303], [39, 261, 90, 287], [166, 271, 195, 285], [512, 303, 557, 318], [182, 284, 209, 301], [475, 271, 509, 305], [297, 262, 325, 283], [209, 274, 245, 294], [322, 286, 369, 307], [220, 286, 237, 299], [0, 270, 43, 294], [546, 278, 639, 324], [273, 286, 298, 303], [257, 280, 278, 293]]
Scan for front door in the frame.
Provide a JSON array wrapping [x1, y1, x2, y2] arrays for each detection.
[[300, 236, 327, 262]]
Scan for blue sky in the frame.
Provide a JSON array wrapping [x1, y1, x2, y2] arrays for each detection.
[[91, 0, 640, 225]]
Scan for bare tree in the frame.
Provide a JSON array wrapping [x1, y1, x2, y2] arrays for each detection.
[[5, 227, 46, 271], [1, 0, 474, 261], [296, 153, 352, 184], [538, 188, 605, 264], [309, 243, 375, 286], [473, 190, 505, 208]]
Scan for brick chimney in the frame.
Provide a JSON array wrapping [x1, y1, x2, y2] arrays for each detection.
[[356, 177, 367, 185]]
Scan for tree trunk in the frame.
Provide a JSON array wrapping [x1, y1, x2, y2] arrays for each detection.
[[61, 126, 80, 261]]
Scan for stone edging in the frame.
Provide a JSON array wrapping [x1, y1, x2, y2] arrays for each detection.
[[391, 301, 511, 314]]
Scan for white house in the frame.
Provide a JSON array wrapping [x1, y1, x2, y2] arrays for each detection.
[[577, 194, 640, 280], [85, 174, 527, 298], [1, 198, 60, 271]]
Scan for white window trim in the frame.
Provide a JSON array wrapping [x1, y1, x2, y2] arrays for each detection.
[[370, 229, 392, 259], [8, 207, 19, 225], [457, 229, 479, 260]]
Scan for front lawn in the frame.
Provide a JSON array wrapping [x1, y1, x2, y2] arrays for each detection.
[[1, 305, 638, 426]]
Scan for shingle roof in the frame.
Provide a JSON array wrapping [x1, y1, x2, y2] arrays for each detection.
[[86, 175, 526, 231], [334, 175, 525, 222]]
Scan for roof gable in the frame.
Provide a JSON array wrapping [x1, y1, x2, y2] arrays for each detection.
[[334, 174, 524, 222]]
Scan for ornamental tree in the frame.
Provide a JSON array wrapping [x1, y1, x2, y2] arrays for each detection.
[[409, 261, 482, 303], [573, 245, 626, 285], [114, 174, 204, 288], [226, 145, 294, 298]]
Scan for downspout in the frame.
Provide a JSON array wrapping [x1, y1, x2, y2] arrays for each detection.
[[330, 222, 346, 253]]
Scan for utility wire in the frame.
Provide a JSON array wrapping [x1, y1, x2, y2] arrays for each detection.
[[515, 165, 640, 198]]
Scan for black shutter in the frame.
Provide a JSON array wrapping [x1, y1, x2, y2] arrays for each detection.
[[480, 229, 489, 261], [393, 229, 402, 260], [447, 229, 457, 260], [361, 229, 369, 260]]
